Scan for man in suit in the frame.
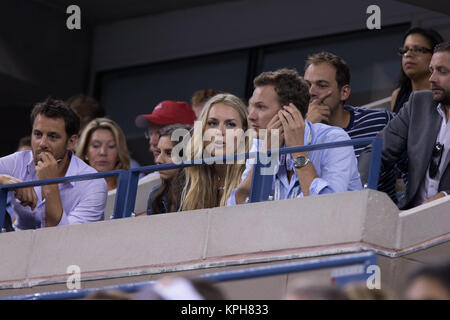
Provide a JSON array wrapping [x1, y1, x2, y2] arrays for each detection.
[[359, 41, 450, 209]]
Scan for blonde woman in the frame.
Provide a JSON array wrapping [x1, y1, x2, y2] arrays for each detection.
[[180, 93, 251, 211], [76, 117, 130, 191]]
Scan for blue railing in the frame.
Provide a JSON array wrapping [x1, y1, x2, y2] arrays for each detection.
[[2, 251, 377, 300], [121, 137, 382, 216], [249, 137, 381, 202], [0, 137, 381, 231], [0, 170, 131, 232]]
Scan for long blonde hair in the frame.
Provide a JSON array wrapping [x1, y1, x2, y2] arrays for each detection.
[[76, 118, 131, 188], [180, 94, 250, 211]]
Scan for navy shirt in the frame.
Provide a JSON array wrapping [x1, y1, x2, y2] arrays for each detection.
[[344, 105, 403, 204]]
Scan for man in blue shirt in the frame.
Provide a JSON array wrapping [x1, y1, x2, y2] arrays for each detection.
[[0, 98, 107, 231], [227, 69, 361, 205]]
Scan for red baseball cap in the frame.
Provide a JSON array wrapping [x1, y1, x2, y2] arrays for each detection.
[[135, 100, 197, 128]]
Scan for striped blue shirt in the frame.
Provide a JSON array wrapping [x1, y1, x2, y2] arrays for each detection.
[[344, 105, 393, 157], [344, 105, 401, 203]]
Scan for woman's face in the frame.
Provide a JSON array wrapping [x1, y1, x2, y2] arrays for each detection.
[[155, 135, 180, 180], [401, 33, 433, 80], [87, 128, 119, 172], [204, 103, 244, 158]]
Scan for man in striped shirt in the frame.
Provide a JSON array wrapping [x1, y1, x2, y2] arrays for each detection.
[[303, 51, 400, 203]]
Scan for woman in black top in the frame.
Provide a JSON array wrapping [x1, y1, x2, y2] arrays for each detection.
[[391, 27, 443, 113], [146, 124, 190, 215]]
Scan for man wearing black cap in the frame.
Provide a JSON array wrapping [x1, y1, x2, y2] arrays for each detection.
[[135, 100, 196, 161]]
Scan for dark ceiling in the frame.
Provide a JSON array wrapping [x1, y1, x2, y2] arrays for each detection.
[[32, 0, 242, 25], [32, 0, 449, 26], [397, 0, 450, 16]]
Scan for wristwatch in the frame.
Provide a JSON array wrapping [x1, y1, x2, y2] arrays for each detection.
[[294, 155, 310, 168]]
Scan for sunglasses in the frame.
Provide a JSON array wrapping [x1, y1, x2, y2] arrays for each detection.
[[429, 143, 444, 179]]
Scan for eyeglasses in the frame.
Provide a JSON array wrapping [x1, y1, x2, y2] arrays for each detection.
[[429, 143, 444, 179], [397, 46, 433, 56]]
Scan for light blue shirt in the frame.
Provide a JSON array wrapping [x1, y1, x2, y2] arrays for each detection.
[[0, 151, 107, 230], [227, 121, 362, 205]]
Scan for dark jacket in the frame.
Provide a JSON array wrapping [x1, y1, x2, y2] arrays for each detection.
[[359, 91, 450, 209]]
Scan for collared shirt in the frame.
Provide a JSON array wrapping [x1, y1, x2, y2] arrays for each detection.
[[227, 121, 362, 205], [344, 105, 393, 157], [0, 151, 107, 230], [414, 104, 450, 205]]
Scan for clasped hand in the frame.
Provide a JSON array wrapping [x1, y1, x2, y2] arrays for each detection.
[[0, 174, 37, 210]]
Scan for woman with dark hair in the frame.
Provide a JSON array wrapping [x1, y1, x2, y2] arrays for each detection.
[[391, 27, 444, 113], [145, 124, 191, 215]]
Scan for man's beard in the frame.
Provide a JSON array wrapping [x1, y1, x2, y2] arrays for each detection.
[[432, 87, 450, 106]]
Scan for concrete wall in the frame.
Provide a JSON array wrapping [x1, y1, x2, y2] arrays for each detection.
[[1, 189, 449, 299]]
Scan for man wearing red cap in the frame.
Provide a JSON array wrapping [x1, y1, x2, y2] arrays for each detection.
[[135, 100, 196, 161]]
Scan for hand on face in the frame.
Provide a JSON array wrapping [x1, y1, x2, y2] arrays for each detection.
[[0, 174, 37, 210], [36, 151, 61, 181], [306, 90, 333, 124], [262, 113, 284, 152], [278, 103, 306, 148]]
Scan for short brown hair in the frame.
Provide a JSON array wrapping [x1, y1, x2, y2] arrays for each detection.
[[31, 97, 80, 138], [253, 68, 310, 117], [305, 52, 351, 89], [434, 41, 450, 54], [67, 94, 105, 131], [17, 136, 31, 149], [191, 89, 224, 107]]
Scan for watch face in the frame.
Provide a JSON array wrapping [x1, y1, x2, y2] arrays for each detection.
[[295, 156, 307, 167]]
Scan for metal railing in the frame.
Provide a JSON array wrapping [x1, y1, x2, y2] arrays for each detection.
[[0, 170, 130, 232], [2, 251, 377, 300], [249, 137, 381, 202], [121, 137, 382, 216], [0, 137, 382, 231]]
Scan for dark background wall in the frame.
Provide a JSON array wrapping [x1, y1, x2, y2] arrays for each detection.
[[0, 0, 91, 157], [91, 0, 450, 166], [0, 0, 449, 166]]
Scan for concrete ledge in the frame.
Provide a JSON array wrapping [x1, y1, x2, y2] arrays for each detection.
[[362, 190, 399, 249], [1, 189, 449, 295], [398, 196, 450, 248], [0, 230, 34, 284], [206, 191, 369, 258]]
